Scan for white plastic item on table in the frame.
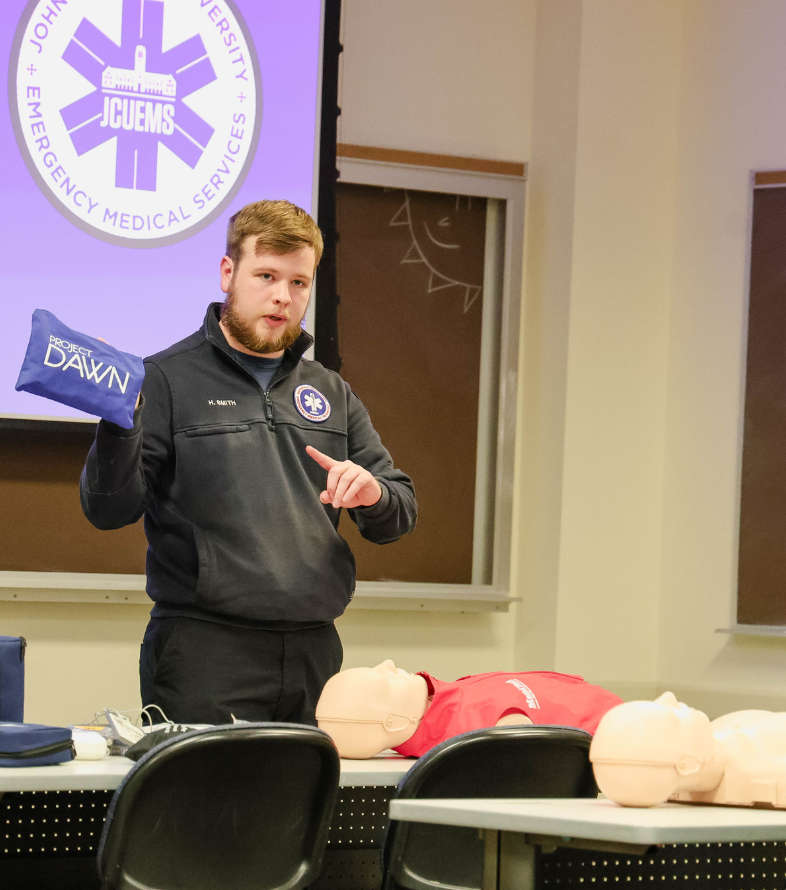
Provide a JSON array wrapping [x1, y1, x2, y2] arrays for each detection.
[[72, 730, 108, 760]]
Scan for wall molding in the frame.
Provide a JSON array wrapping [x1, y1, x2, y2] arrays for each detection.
[[337, 143, 526, 178], [0, 572, 518, 613]]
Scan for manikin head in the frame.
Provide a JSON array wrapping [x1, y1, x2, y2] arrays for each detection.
[[316, 660, 429, 758], [590, 692, 724, 807], [219, 200, 323, 357]]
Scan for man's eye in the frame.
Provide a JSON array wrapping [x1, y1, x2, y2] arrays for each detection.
[[293, 279, 306, 287], [259, 273, 272, 280]]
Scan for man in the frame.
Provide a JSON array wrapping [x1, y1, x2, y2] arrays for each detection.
[[80, 200, 417, 725]]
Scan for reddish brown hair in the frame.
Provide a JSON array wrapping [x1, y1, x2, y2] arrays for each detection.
[[226, 199, 323, 267]]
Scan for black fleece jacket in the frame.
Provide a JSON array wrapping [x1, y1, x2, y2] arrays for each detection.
[[80, 304, 417, 623]]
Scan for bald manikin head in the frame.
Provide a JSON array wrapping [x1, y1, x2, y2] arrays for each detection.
[[590, 692, 724, 807], [316, 660, 429, 758]]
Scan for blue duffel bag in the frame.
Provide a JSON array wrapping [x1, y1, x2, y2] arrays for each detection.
[[0, 635, 25, 723], [0, 723, 75, 768], [15, 309, 144, 428]]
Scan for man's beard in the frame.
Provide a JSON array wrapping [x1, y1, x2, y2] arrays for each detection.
[[220, 289, 304, 355]]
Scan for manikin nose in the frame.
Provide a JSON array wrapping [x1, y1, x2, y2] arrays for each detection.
[[375, 659, 397, 675]]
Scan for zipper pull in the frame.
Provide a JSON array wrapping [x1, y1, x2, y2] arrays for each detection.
[[19, 637, 26, 661], [263, 392, 275, 426]]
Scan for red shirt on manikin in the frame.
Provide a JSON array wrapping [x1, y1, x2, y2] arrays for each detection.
[[393, 671, 623, 758]]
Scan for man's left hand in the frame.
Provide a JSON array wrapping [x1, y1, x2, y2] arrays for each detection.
[[306, 445, 382, 509]]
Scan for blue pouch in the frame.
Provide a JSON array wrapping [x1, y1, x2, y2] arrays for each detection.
[[15, 309, 144, 429], [0, 723, 75, 768], [0, 636, 25, 723]]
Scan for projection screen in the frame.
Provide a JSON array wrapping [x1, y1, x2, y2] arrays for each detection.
[[2, 0, 324, 422]]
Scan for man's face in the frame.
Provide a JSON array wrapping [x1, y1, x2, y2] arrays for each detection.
[[219, 236, 315, 357]]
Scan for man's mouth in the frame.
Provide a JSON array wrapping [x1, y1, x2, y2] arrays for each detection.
[[264, 313, 288, 327]]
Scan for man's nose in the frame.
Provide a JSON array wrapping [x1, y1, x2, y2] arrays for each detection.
[[272, 280, 292, 304]]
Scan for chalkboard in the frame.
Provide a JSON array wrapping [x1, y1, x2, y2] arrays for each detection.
[[0, 426, 145, 573], [738, 174, 786, 625], [335, 183, 488, 584]]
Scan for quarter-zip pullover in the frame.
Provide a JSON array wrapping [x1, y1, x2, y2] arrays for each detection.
[[80, 304, 417, 623]]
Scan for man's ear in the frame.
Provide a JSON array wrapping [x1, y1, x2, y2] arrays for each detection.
[[219, 255, 234, 294]]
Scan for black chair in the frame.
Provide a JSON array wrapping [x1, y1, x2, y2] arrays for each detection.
[[97, 723, 340, 890], [382, 724, 598, 890]]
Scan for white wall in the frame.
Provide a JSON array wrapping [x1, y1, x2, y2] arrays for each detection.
[[0, 602, 149, 726], [337, 608, 516, 679], [518, 0, 786, 714], [556, 0, 682, 697], [515, 0, 683, 700], [339, 0, 536, 161], [512, 0, 583, 675], [659, 0, 786, 714]]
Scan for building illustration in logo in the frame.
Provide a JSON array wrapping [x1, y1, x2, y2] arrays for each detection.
[[59, 0, 216, 193], [102, 46, 177, 99]]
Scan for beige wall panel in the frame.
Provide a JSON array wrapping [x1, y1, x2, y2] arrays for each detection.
[[659, 0, 786, 713], [513, 0, 583, 673], [339, 0, 536, 161], [0, 603, 149, 727], [553, 0, 683, 688], [337, 609, 516, 680]]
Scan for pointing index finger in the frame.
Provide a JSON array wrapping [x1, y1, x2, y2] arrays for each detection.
[[305, 445, 338, 470]]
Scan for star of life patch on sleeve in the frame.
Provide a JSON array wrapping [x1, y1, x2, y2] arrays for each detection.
[[294, 384, 331, 422]]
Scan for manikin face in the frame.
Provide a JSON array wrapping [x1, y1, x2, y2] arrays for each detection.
[[219, 236, 315, 357], [320, 660, 423, 723], [590, 692, 720, 807], [653, 692, 716, 770], [372, 660, 419, 698], [316, 660, 429, 758]]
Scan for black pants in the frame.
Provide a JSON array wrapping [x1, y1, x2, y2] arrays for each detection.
[[139, 617, 343, 726]]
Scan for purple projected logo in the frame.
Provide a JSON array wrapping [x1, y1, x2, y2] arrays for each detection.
[[61, 0, 216, 193], [10, 0, 261, 247]]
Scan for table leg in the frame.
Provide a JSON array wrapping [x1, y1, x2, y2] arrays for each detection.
[[499, 831, 536, 890], [481, 830, 536, 890], [481, 829, 499, 890]]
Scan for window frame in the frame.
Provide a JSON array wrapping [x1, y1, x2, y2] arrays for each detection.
[[331, 152, 527, 610]]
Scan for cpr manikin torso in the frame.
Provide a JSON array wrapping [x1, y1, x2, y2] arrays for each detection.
[[316, 660, 622, 758], [590, 692, 786, 808]]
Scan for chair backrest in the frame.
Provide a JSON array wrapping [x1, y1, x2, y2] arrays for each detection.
[[98, 723, 340, 890], [382, 724, 597, 890]]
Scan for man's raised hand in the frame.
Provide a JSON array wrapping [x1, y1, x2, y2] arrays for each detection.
[[305, 445, 382, 509]]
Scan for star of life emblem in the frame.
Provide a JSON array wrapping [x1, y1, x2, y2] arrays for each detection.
[[9, 0, 261, 247], [294, 384, 331, 423]]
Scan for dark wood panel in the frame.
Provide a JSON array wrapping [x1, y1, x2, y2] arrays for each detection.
[[335, 183, 487, 584], [738, 185, 786, 624], [754, 171, 786, 186], [0, 429, 146, 573], [337, 143, 526, 178]]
